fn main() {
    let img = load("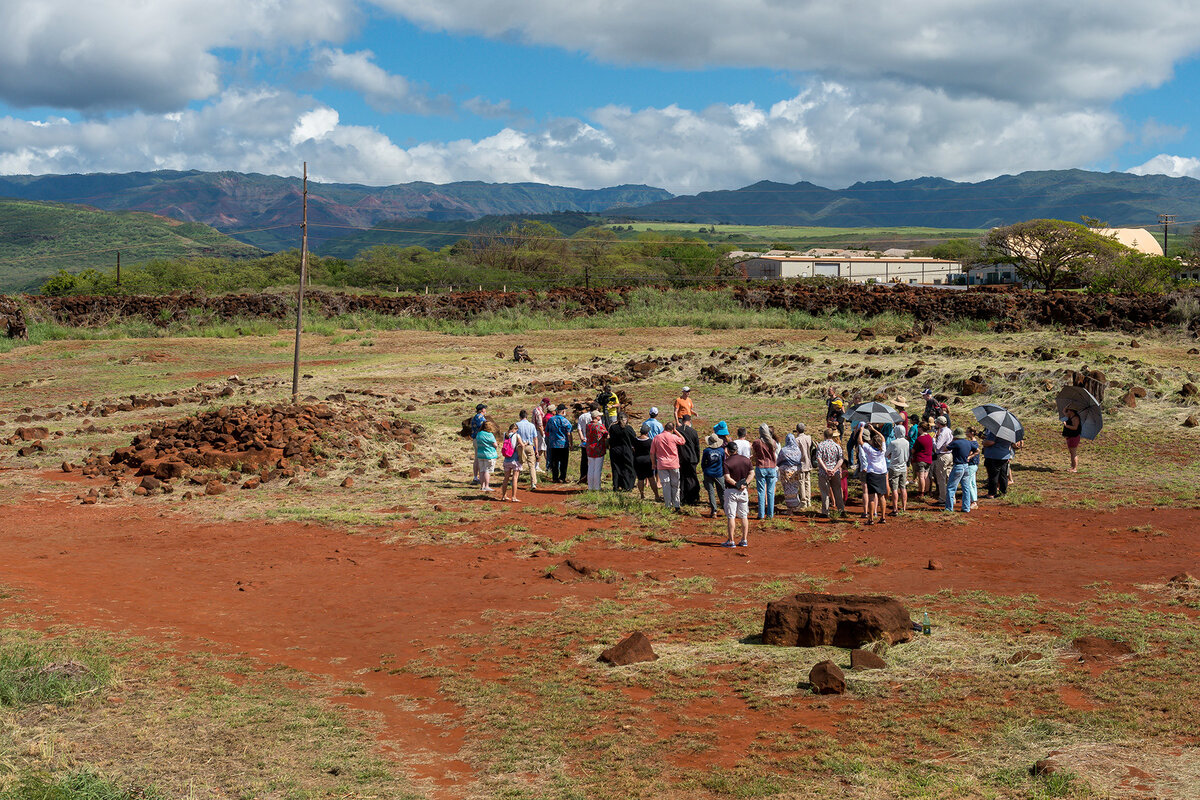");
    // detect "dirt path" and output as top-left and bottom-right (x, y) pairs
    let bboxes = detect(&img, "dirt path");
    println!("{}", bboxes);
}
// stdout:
(1, 487), (1197, 796)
